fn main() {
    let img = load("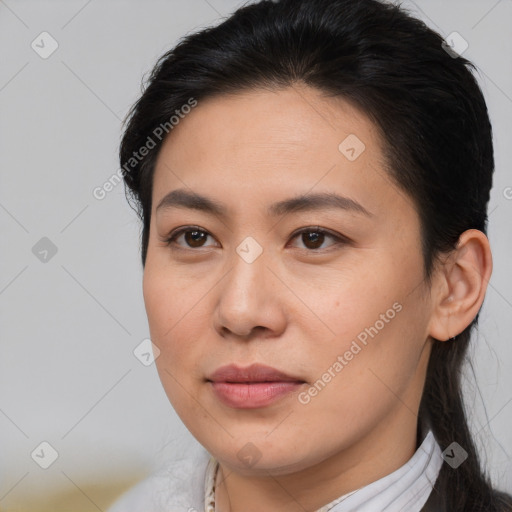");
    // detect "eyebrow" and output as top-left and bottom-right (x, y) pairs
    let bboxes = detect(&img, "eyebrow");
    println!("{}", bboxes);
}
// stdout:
(156, 188), (373, 218)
